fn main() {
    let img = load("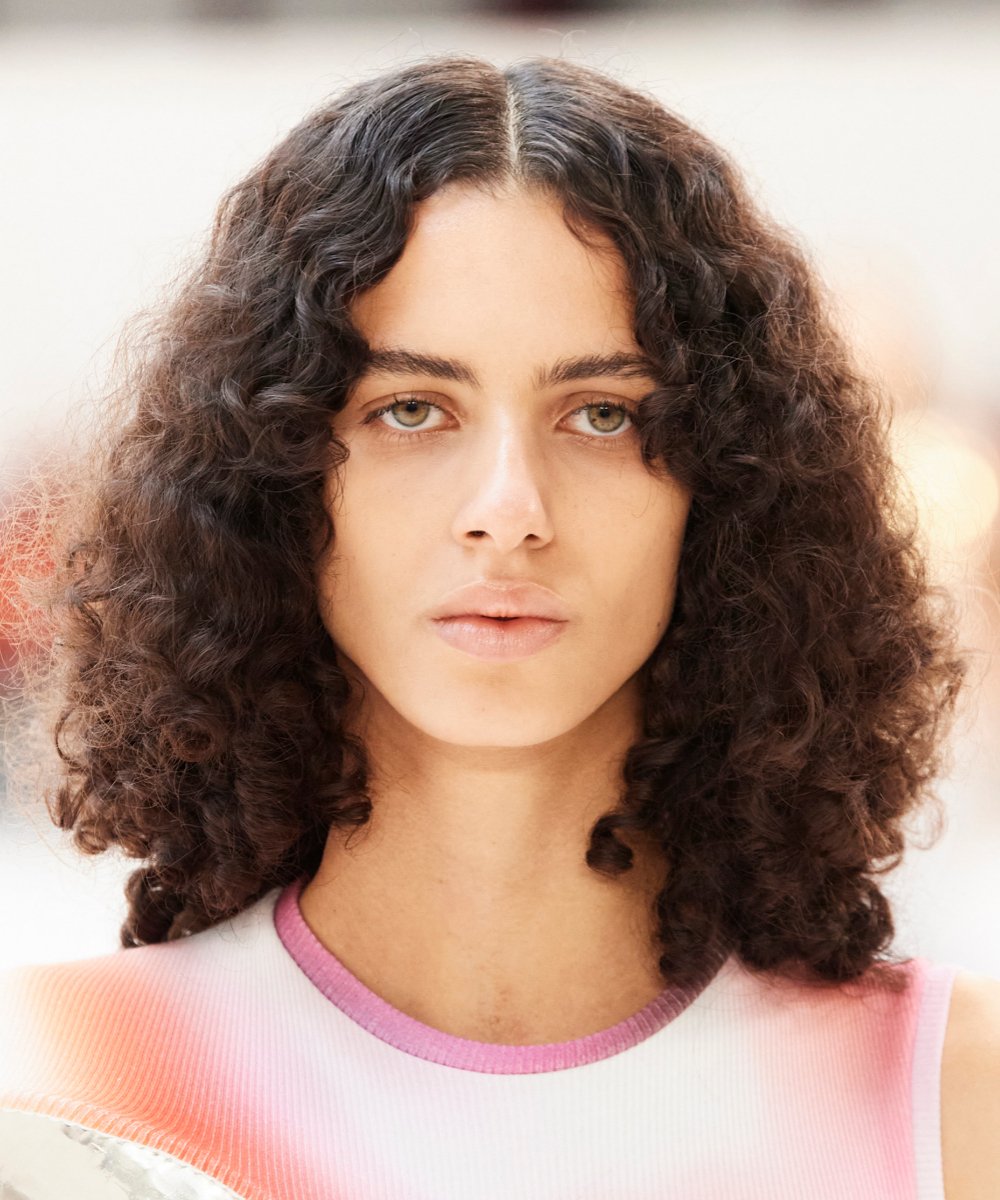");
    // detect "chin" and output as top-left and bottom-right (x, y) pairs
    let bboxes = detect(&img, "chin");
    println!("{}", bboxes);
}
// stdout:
(415, 705), (583, 750)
